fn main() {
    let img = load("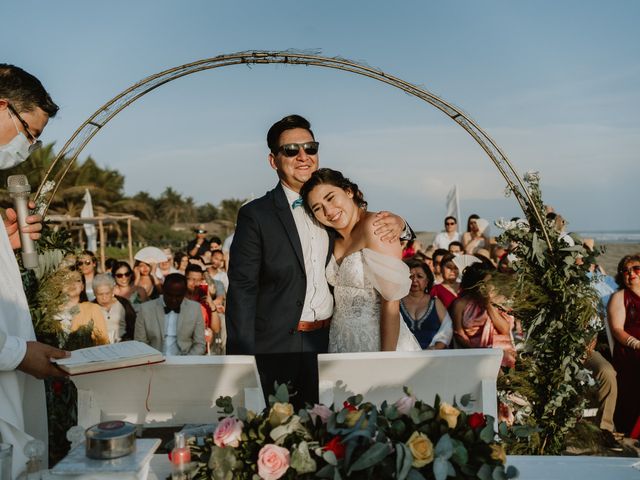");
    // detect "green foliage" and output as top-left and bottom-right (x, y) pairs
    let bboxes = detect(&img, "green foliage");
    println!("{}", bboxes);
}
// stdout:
(189, 387), (517, 479)
(495, 171), (600, 454)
